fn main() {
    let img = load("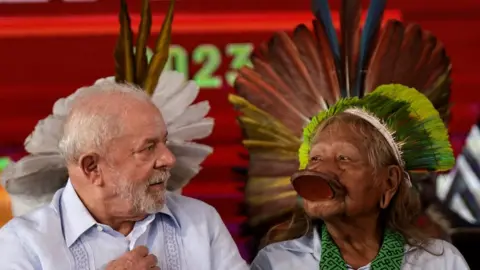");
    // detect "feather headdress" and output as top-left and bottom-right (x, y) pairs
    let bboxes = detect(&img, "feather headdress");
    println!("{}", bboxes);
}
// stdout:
(229, 0), (452, 254)
(299, 84), (454, 174)
(1, 0), (214, 217)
